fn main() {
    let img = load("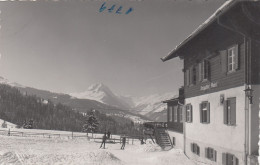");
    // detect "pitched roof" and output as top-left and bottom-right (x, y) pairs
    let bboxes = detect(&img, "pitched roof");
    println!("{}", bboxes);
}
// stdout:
(161, 0), (247, 62)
